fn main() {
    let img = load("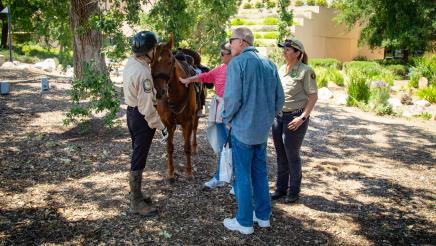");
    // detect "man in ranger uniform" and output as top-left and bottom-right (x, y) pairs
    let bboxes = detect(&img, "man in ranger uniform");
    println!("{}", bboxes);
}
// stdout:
(123, 31), (165, 217)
